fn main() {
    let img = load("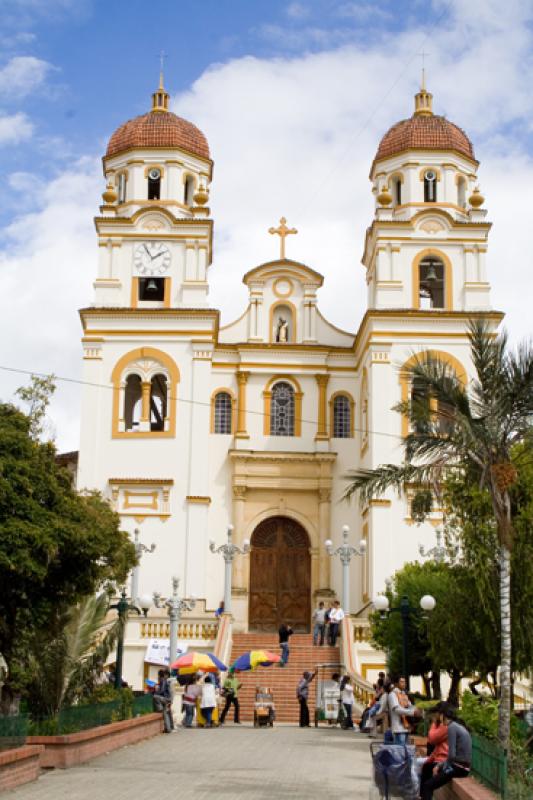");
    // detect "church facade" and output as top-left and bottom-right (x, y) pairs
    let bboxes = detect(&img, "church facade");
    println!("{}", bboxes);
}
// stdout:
(77, 76), (502, 632)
